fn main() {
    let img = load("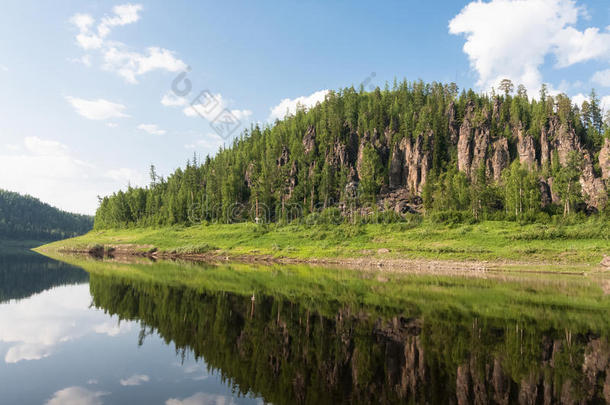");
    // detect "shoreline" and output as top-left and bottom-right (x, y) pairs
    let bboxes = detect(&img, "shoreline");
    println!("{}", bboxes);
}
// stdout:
(34, 221), (610, 276)
(35, 243), (609, 276)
